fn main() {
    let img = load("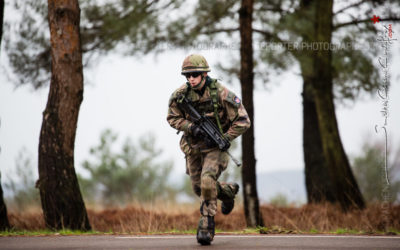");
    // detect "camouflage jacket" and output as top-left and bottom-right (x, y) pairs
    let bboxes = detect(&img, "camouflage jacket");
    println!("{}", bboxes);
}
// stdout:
(167, 76), (251, 155)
